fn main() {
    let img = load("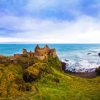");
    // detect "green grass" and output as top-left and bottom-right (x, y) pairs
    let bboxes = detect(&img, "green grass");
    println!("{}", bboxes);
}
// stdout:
(0, 56), (100, 100)
(13, 68), (99, 100)
(1, 67), (100, 100)
(33, 68), (100, 100)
